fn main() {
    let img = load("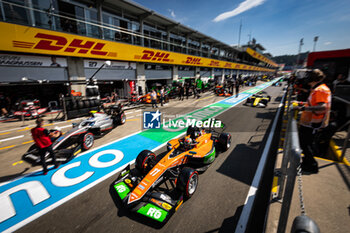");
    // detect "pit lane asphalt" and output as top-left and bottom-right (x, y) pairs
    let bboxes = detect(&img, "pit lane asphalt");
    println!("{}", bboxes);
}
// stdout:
(0, 92), (215, 179)
(16, 85), (285, 233)
(0, 82), (269, 180)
